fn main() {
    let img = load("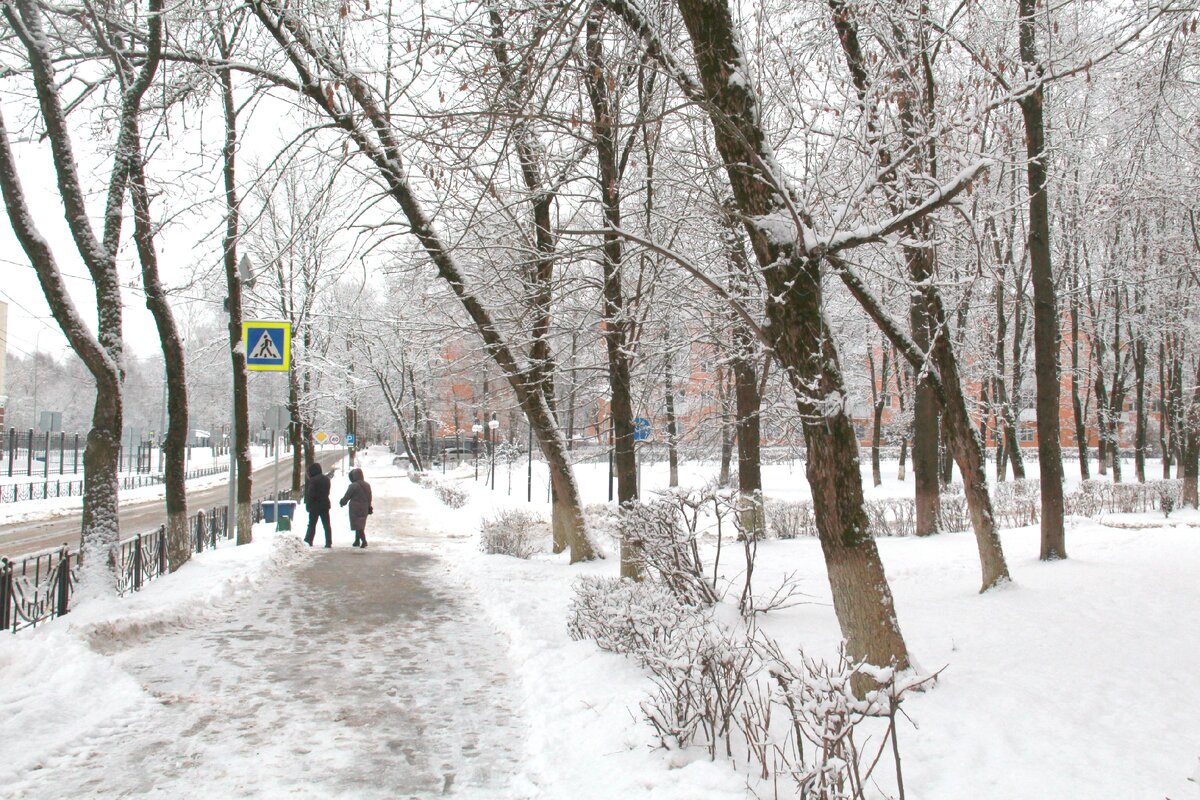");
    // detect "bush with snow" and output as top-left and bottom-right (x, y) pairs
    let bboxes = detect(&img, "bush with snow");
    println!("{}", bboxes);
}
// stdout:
(566, 575), (704, 659)
(479, 508), (545, 559)
(431, 479), (470, 509)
